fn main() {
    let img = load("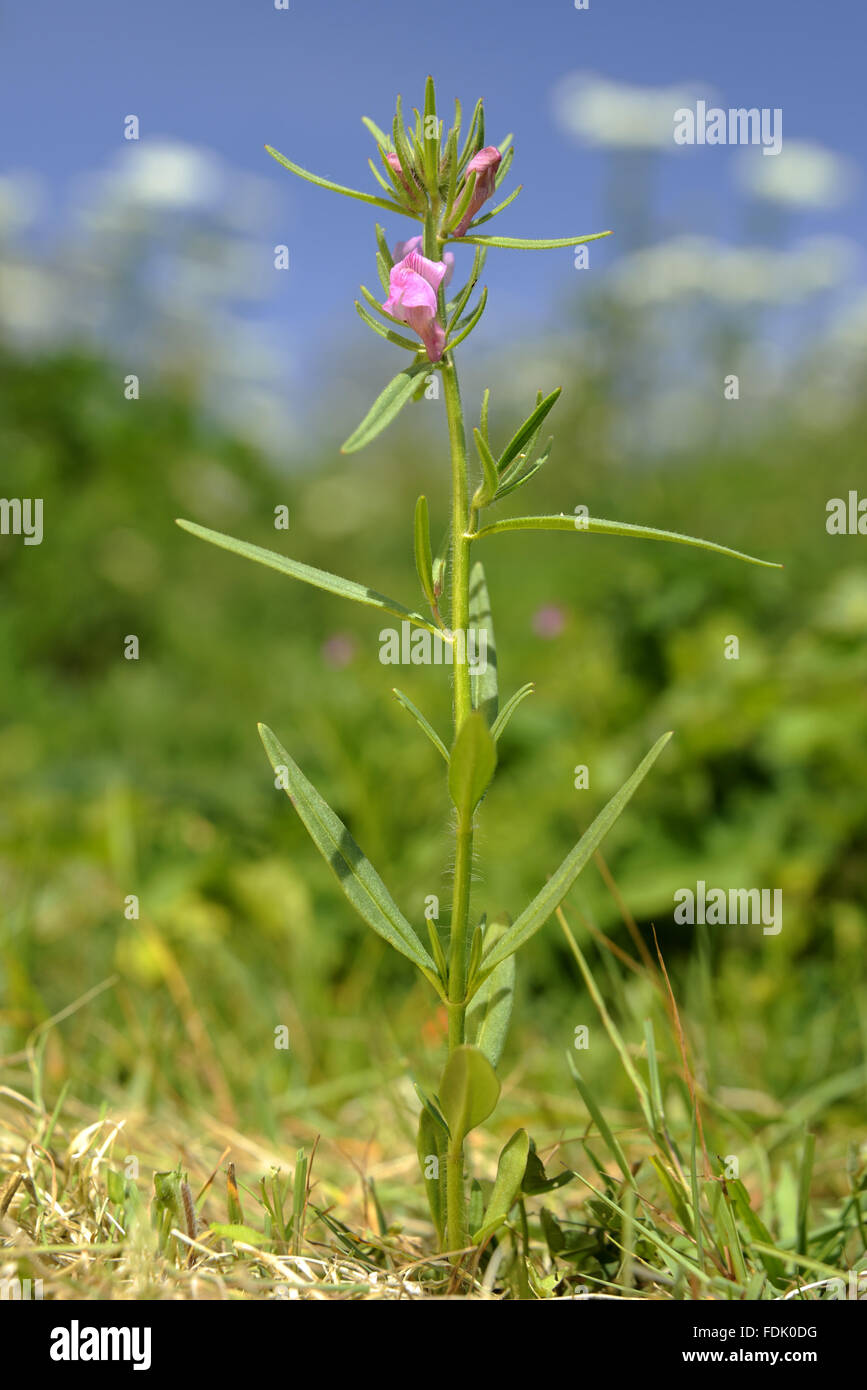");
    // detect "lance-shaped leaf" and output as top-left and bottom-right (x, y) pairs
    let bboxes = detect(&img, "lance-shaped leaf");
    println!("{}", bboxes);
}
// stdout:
(481, 732), (673, 973)
(439, 1045), (500, 1145)
(414, 495), (437, 611)
(466, 183), (523, 230)
(448, 230), (612, 249)
(361, 116), (392, 152)
(490, 683), (535, 742)
(494, 438), (553, 502)
(423, 75), (439, 185)
(265, 144), (410, 218)
(391, 687), (449, 763)
(468, 561), (498, 726)
(258, 724), (437, 981)
(176, 520), (440, 635)
(342, 361), (431, 453)
(418, 1109), (448, 1245)
(354, 300), (418, 352)
(443, 287), (488, 353)
(497, 389), (561, 475)
(473, 513), (783, 568)
(448, 711), (497, 824)
(472, 1129), (530, 1246)
(466, 917), (515, 1067)
(471, 428), (500, 510)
